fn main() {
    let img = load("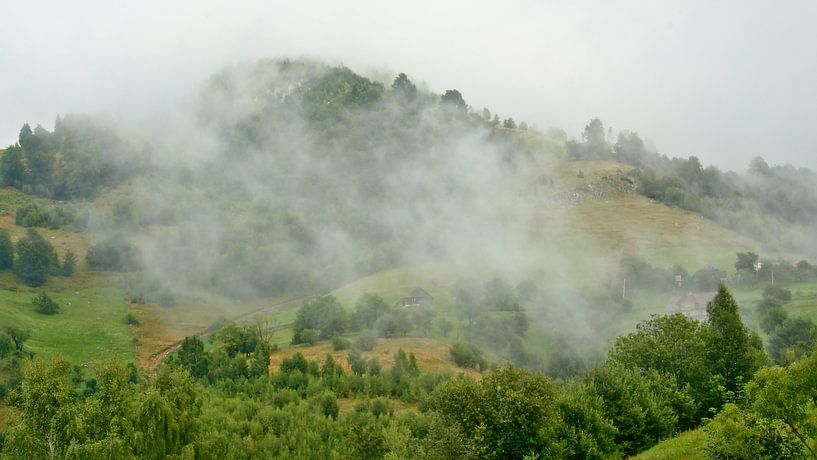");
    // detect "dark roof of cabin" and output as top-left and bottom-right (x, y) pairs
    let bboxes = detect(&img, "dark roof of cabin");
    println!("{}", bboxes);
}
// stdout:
(407, 287), (433, 299)
(666, 292), (716, 313)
